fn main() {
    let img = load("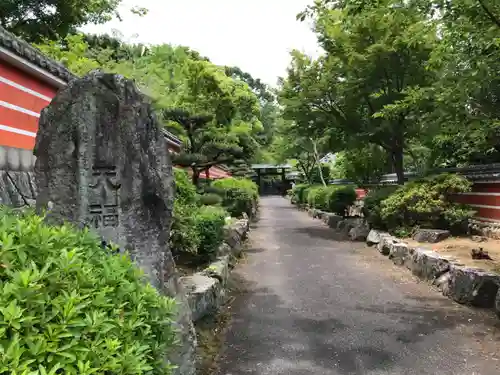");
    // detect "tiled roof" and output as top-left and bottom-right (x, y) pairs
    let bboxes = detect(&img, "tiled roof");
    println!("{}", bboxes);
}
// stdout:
(0, 25), (76, 82)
